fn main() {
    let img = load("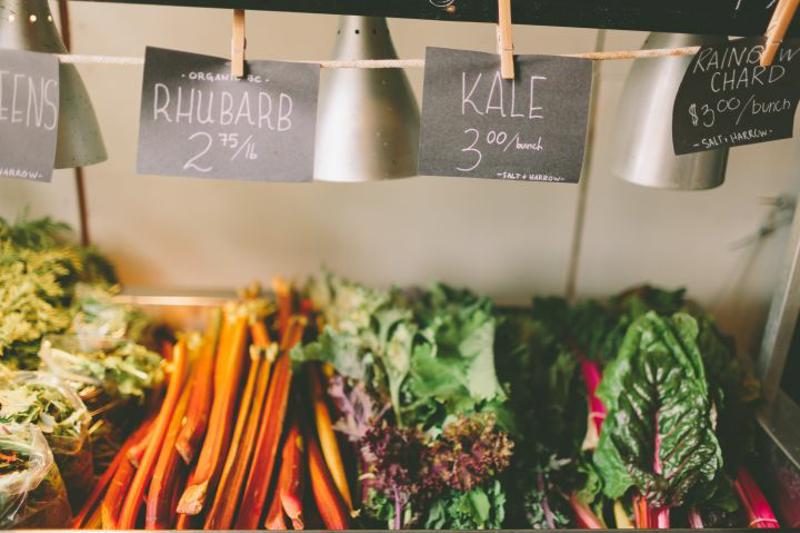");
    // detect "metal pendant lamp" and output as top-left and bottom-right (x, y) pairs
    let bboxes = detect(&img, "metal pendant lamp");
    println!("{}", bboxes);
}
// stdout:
(314, 16), (420, 182)
(0, 0), (106, 168)
(612, 33), (728, 190)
